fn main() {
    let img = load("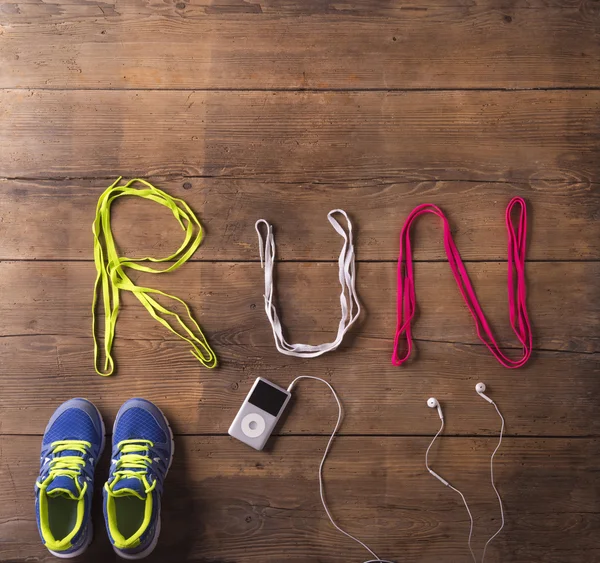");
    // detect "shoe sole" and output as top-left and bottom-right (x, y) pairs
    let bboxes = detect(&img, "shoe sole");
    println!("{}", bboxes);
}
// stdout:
(46, 400), (106, 559)
(112, 404), (174, 560)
